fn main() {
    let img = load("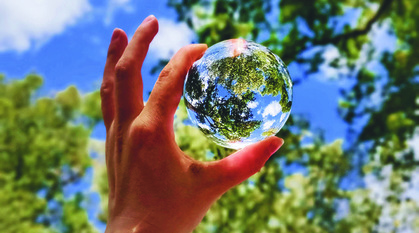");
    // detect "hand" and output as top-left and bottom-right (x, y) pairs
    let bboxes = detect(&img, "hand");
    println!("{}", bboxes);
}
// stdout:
(101, 15), (284, 233)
